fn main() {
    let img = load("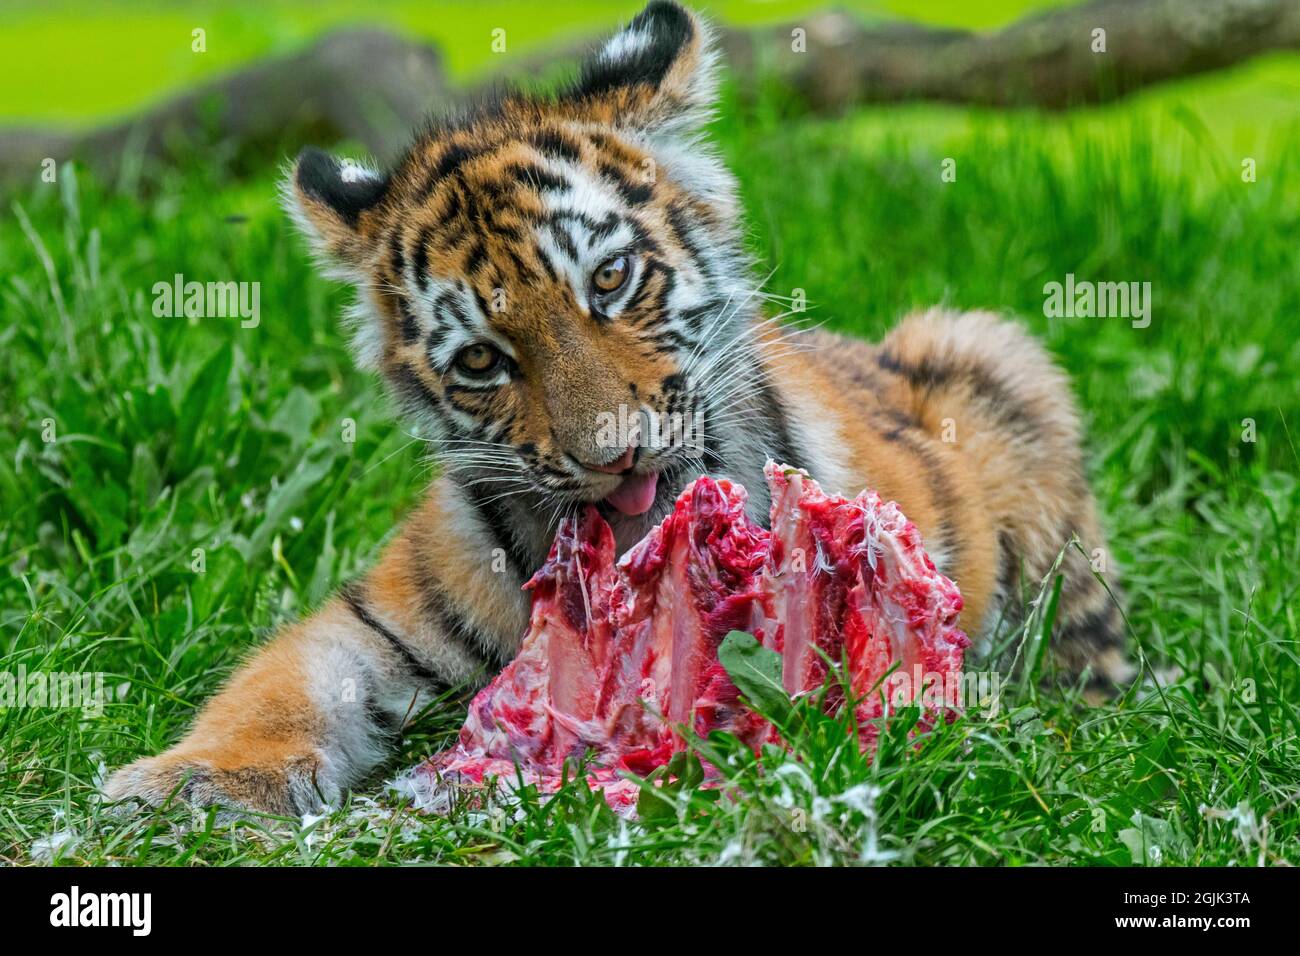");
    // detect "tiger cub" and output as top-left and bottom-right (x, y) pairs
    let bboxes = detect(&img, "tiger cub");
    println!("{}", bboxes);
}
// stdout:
(106, 1), (1130, 813)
